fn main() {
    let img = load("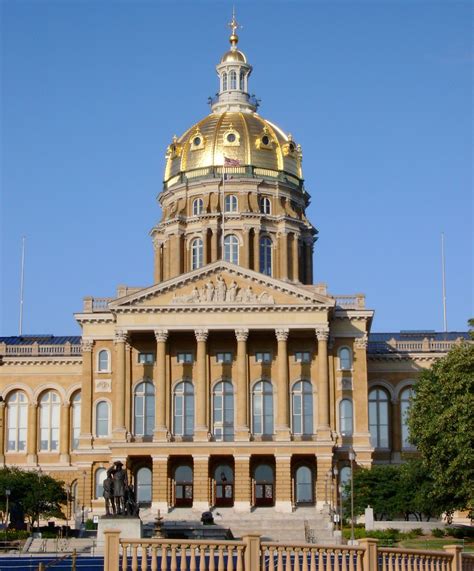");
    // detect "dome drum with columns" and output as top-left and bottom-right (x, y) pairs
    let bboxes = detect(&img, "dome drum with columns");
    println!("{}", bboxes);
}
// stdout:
(154, 15), (317, 285)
